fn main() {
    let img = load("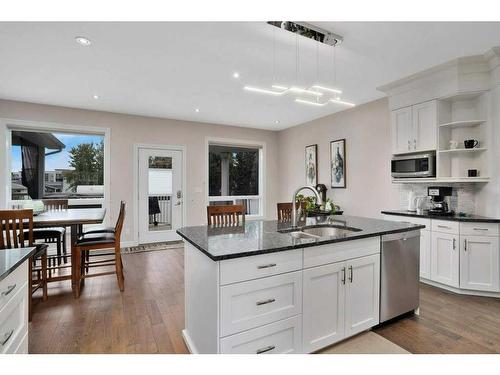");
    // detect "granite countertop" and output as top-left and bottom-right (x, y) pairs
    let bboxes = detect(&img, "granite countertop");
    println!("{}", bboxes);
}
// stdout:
(0, 247), (36, 282)
(177, 215), (424, 261)
(381, 210), (500, 223)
